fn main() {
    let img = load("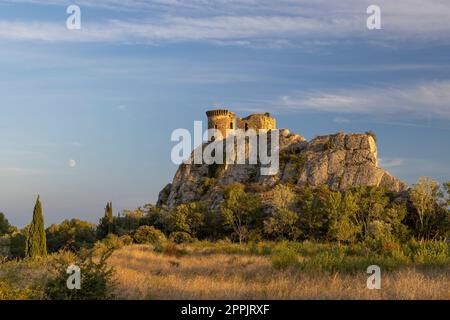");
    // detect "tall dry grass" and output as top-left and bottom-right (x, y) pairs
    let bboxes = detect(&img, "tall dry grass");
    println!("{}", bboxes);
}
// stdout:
(108, 245), (450, 300)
